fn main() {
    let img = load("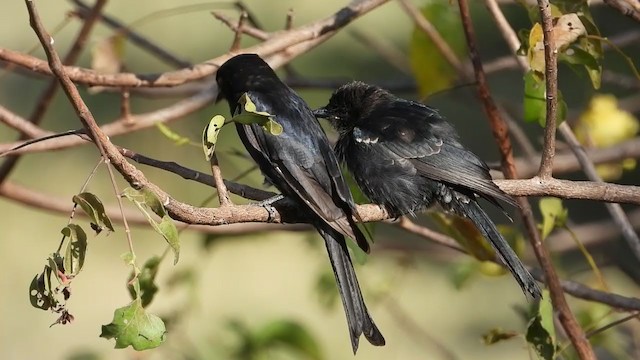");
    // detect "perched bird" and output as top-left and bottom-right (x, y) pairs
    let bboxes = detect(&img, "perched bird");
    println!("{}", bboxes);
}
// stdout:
(314, 81), (542, 300)
(216, 55), (385, 352)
